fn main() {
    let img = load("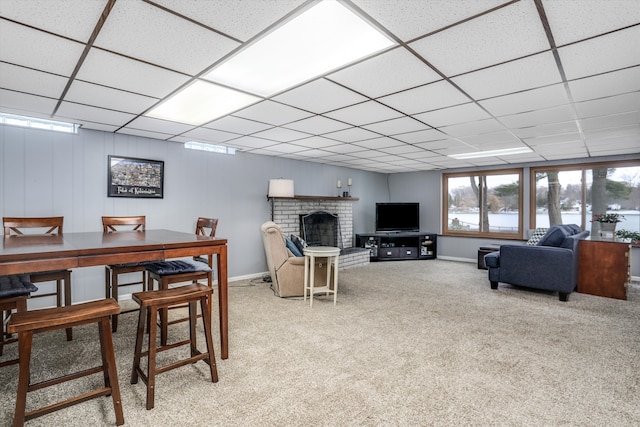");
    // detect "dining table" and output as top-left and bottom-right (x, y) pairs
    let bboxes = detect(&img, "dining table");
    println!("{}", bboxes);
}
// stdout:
(0, 229), (229, 359)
